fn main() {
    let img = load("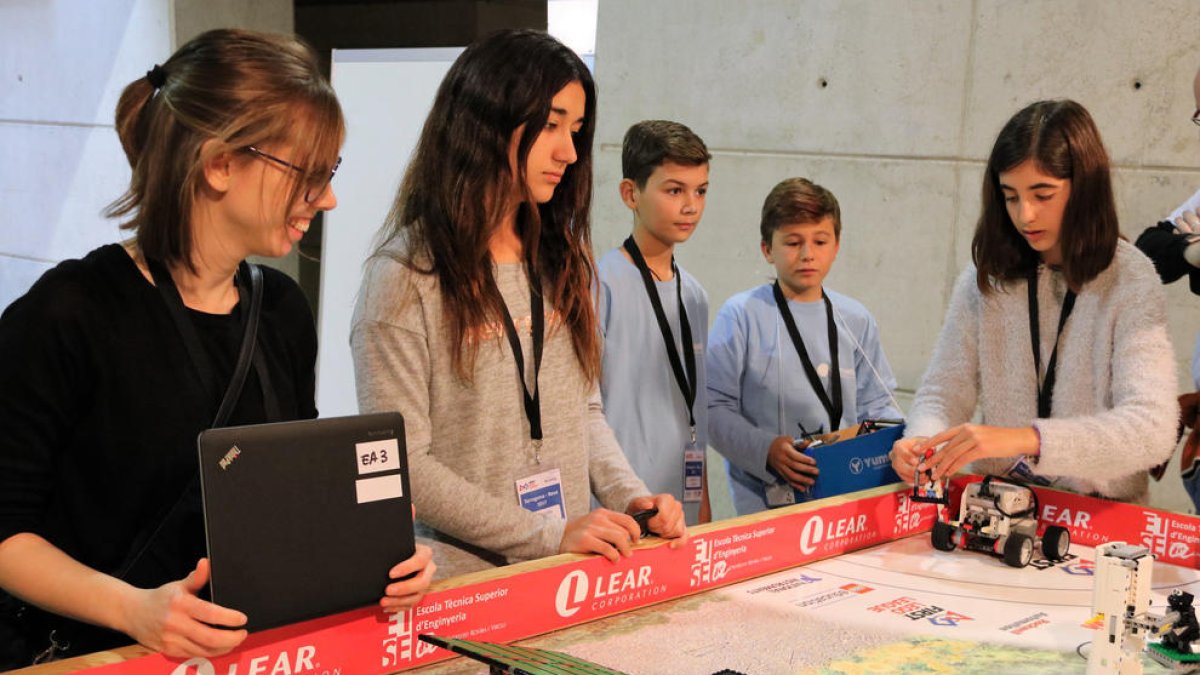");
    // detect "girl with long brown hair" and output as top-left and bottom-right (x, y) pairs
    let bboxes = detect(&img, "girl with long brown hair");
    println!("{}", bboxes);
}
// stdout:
(889, 100), (1177, 502)
(352, 29), (686, 578)
(0, 29), (432, 667)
